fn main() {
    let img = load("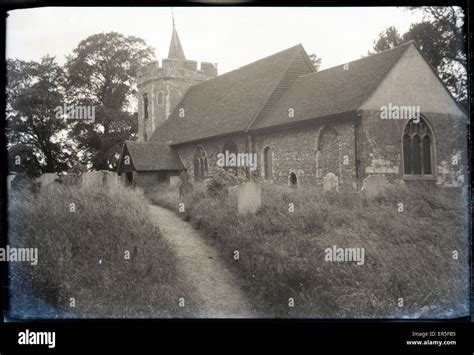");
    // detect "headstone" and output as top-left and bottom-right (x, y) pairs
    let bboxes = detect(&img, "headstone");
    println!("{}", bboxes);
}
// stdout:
(362, 175), (389, 198)
(82, 171), (99, 188)
(7, 174), (16, 199)
(102, 171), (119, 188)
(178, 171), (193, 199)
(35, 173), (59, 188)
(59, 173), (80, 186)
(227, 185), (239, 208)
(237, 181), (261, 214)
(170, 175), (180, 188)
(82, 171), (119, 189)
(323, 173), (339, 191)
